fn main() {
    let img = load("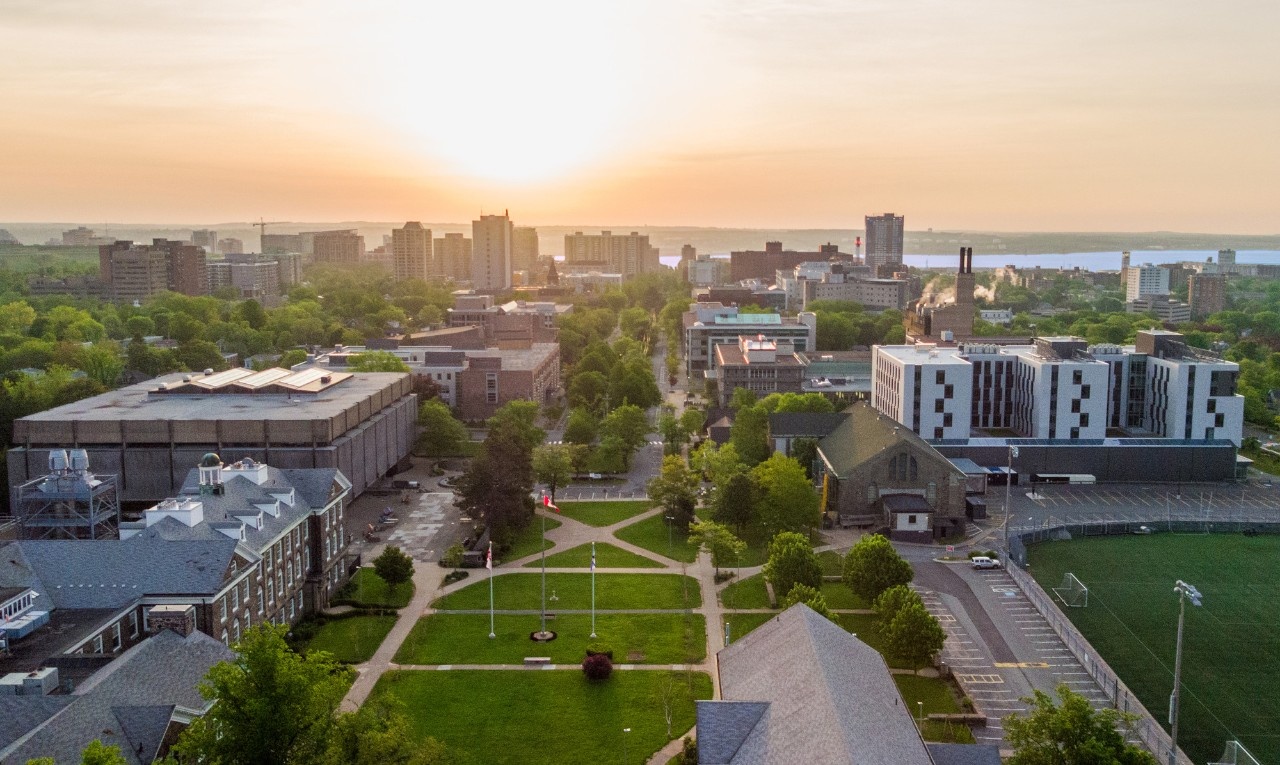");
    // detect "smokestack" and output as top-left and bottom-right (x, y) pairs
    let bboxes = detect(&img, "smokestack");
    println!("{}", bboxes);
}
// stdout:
(967, 247), (973, 274)
(959, 247), (966, 274)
